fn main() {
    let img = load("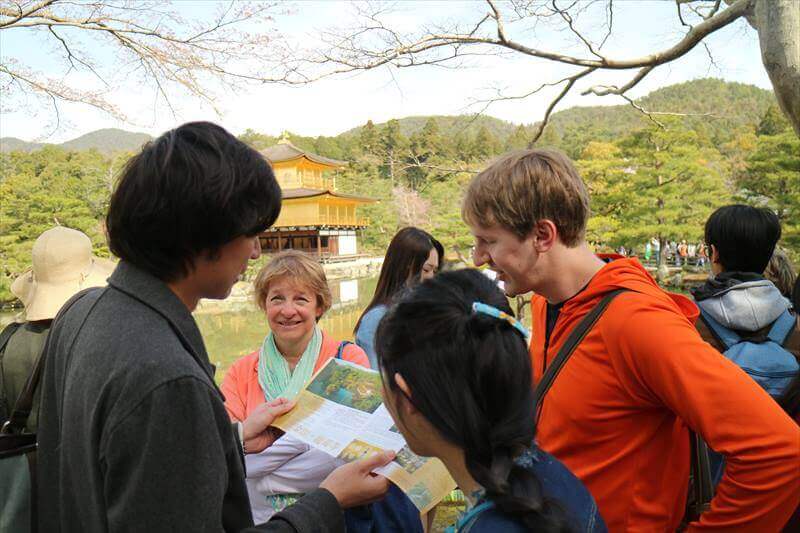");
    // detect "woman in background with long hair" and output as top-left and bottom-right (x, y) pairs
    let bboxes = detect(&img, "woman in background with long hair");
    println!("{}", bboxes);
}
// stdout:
(355, 227), (444, 368)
